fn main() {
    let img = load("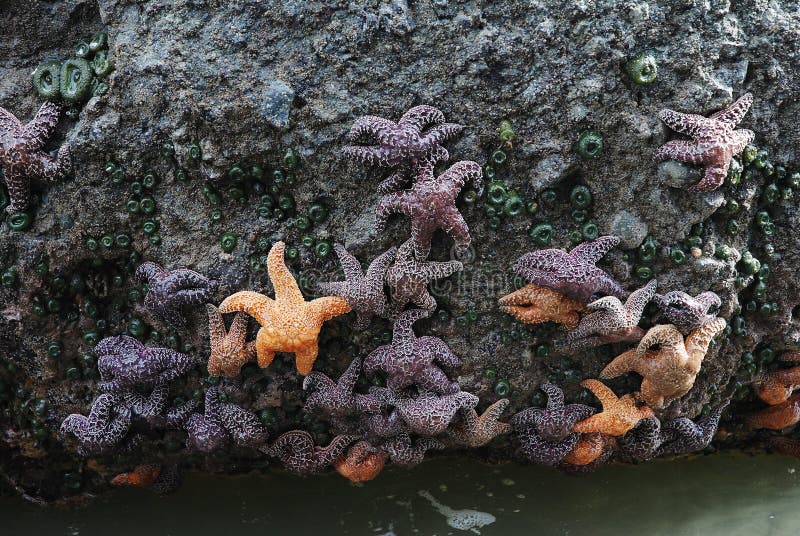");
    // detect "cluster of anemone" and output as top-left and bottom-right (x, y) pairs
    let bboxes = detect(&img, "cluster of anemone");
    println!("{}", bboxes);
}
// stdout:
(501, 234), (729, 470)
